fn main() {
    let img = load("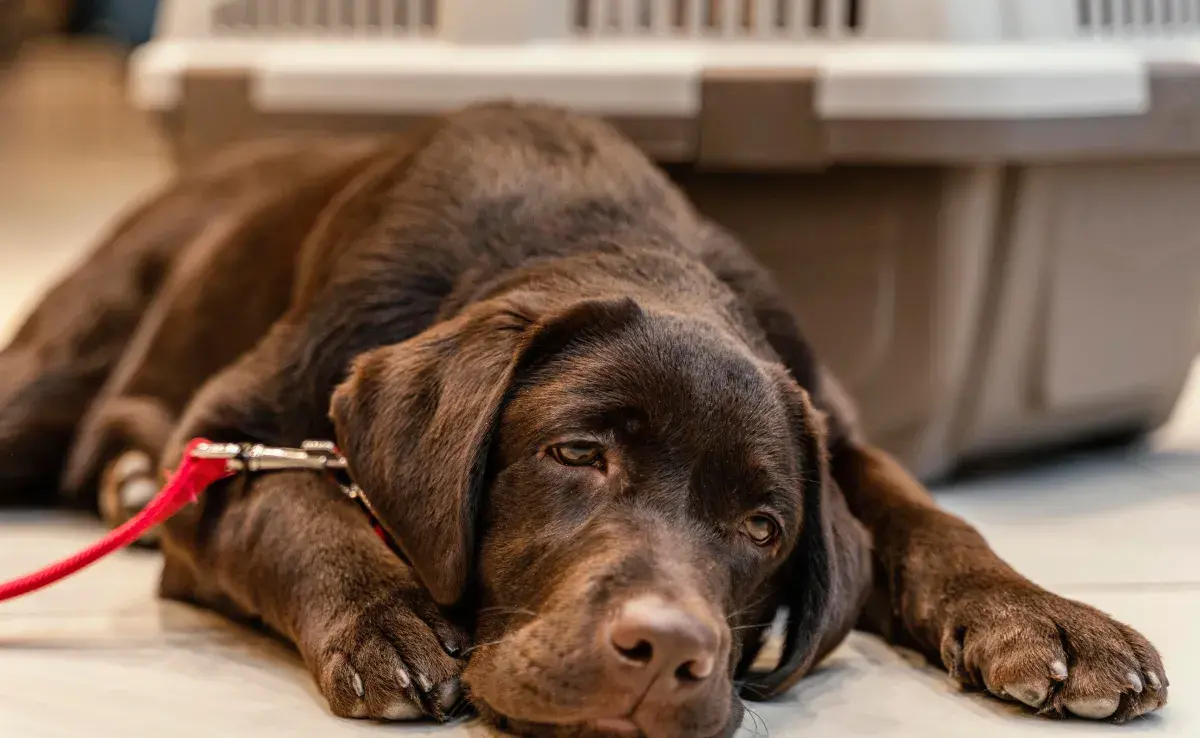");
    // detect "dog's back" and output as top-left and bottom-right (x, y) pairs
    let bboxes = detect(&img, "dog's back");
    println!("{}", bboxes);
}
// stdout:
(1, 104), (724, 512)
(289, 105), (703, 314)
(0, 134), (385, 506)
(204, 105), (750, 445)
